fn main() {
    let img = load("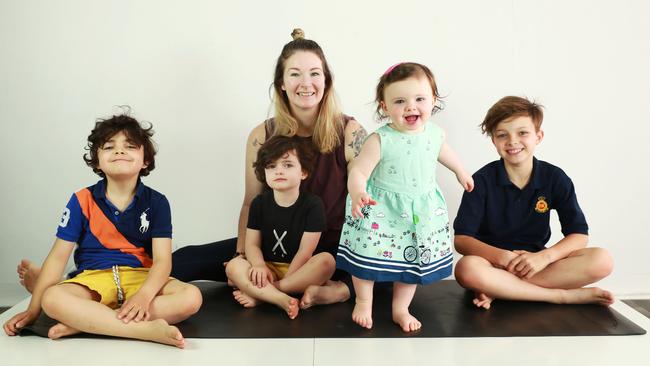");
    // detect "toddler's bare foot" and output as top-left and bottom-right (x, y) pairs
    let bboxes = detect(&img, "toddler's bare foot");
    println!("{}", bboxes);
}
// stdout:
(233, 290), (259, 308)
(352, 299), (373, 329)
(17, 259), (40, 294)
(146, 319), (185, 348)
(300, 281), (350, 309)
(560, 287), (615, 306)
(48, 322), (81, 339)
(392, 309), (421, 332)
(473, 292), (493, 309)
